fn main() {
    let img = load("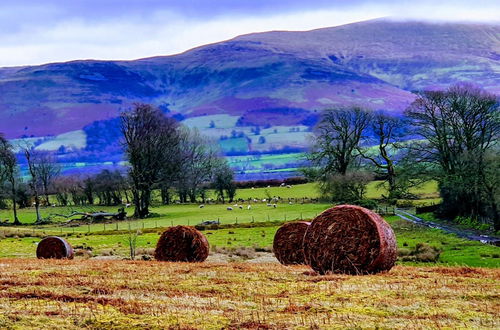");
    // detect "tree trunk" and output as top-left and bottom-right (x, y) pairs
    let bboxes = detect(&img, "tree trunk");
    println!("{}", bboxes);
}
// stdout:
(34, 190), (42, 223)
(10, 181), (20, 225)
(43, 182), (50, 206)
